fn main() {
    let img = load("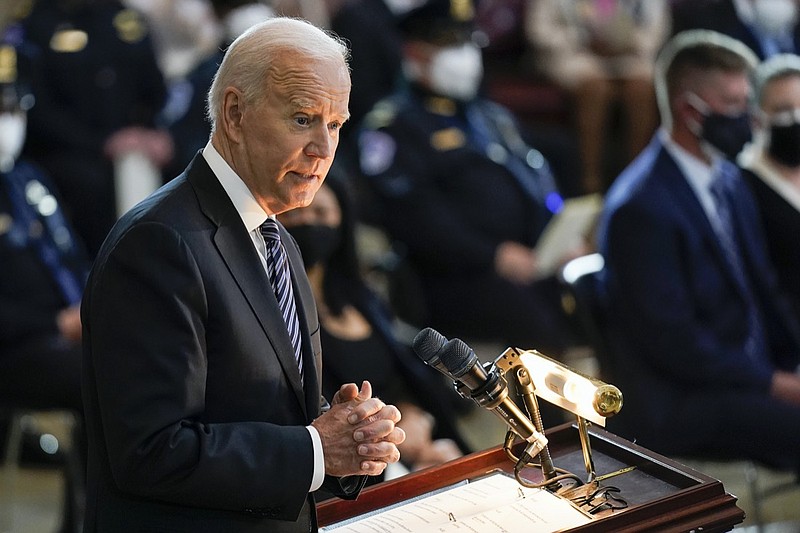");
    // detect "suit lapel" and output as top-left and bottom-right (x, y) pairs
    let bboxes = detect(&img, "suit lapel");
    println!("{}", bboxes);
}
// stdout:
(657, 146), (750, 297)
(186, 155), (308, 417)
(727, 180), (781, 306)
(281, 225), (322, 418)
